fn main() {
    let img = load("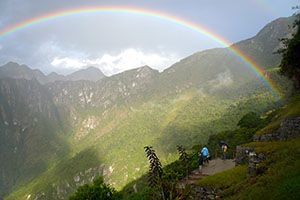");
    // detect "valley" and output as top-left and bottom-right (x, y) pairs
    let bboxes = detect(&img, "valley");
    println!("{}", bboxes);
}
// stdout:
(0, 16), (294, 200)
